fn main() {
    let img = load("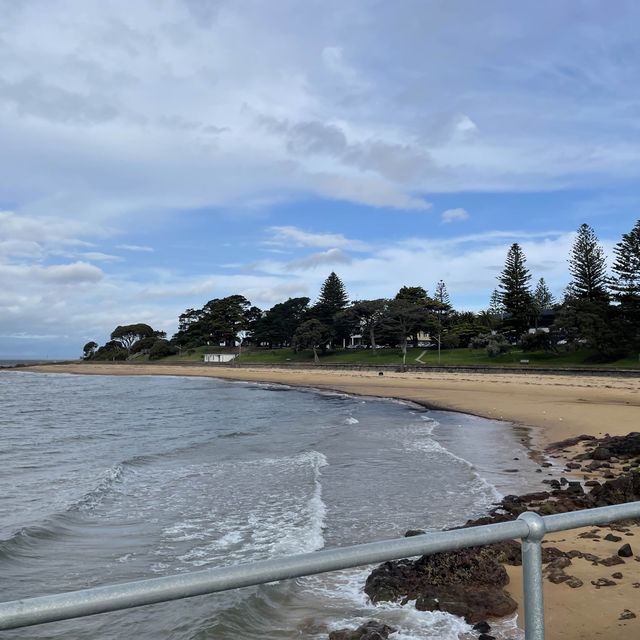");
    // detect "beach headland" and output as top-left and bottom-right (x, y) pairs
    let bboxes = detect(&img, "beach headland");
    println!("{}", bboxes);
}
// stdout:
(14, 362), (640, 639)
